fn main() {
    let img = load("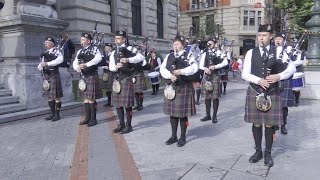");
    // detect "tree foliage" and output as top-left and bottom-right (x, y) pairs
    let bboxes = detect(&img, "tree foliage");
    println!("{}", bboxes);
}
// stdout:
(274, 0), (313, 30)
